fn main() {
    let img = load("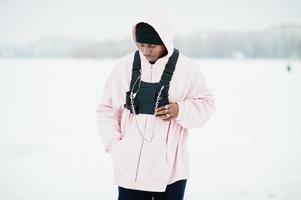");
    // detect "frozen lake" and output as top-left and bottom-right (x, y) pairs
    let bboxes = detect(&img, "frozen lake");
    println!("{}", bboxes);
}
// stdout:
(0, 58), (301, 200)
